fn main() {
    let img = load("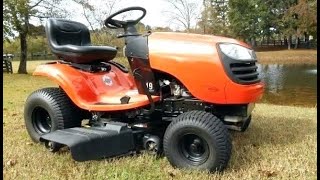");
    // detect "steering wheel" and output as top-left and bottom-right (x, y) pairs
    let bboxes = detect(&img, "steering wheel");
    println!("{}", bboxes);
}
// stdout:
(104, 7), (146, 29)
